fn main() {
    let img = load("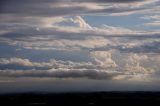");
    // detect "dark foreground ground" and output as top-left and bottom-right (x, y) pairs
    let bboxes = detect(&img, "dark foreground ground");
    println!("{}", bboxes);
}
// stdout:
(1, 92), (160, 106)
